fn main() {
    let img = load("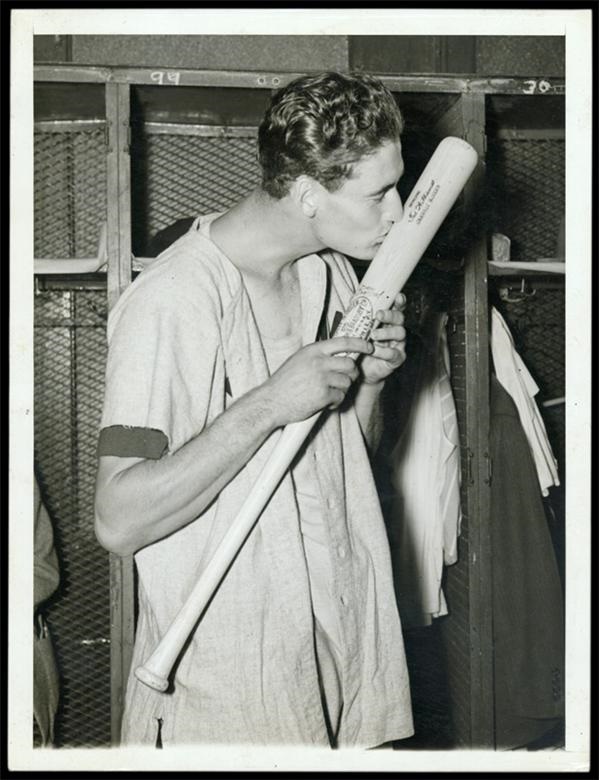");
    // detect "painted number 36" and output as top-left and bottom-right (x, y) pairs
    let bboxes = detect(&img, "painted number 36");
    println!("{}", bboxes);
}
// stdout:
(523, 79), (552, 94)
